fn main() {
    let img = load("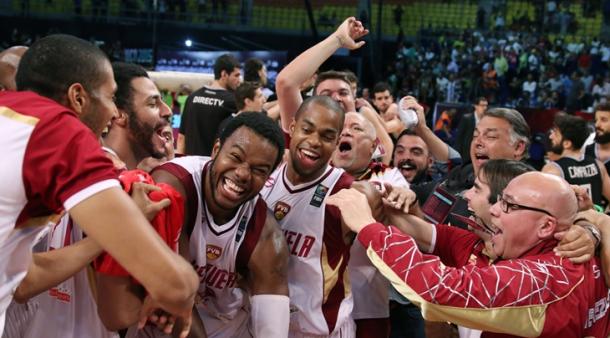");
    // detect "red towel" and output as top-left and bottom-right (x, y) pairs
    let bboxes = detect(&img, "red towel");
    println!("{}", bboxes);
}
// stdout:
(95, 169), (184, 277)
